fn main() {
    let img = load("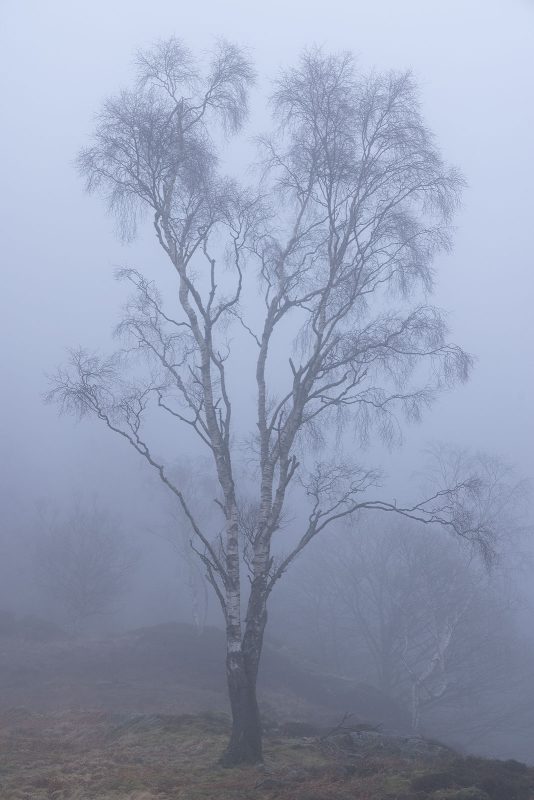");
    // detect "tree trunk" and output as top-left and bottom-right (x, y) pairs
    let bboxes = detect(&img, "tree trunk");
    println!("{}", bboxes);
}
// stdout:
(411, 681), (421, 732)
(221, 649), (263, 765)
(221, 581), (268, 766)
